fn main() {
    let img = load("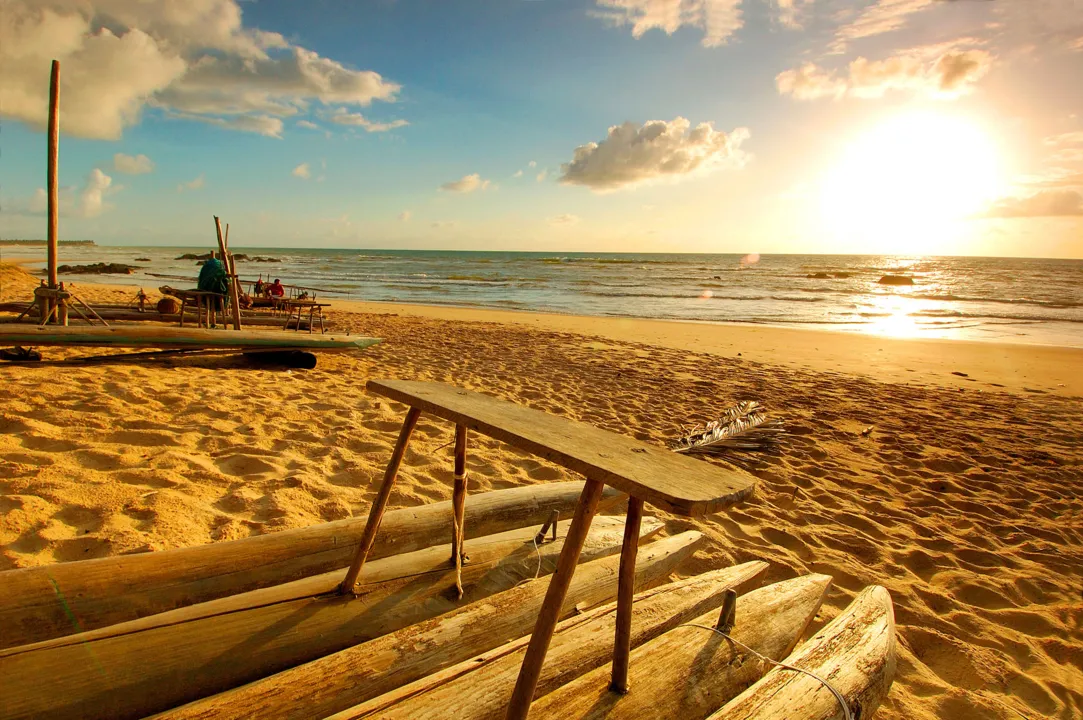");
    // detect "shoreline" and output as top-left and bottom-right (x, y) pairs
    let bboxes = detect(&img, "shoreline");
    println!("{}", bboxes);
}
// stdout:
(327, 298), (1083, 397)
